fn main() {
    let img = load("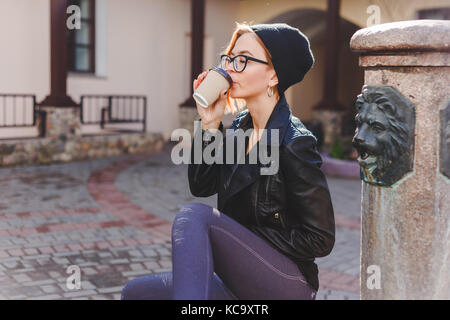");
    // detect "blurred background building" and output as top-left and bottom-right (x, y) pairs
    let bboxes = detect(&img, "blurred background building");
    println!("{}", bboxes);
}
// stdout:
(0, 0), (448, 163)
